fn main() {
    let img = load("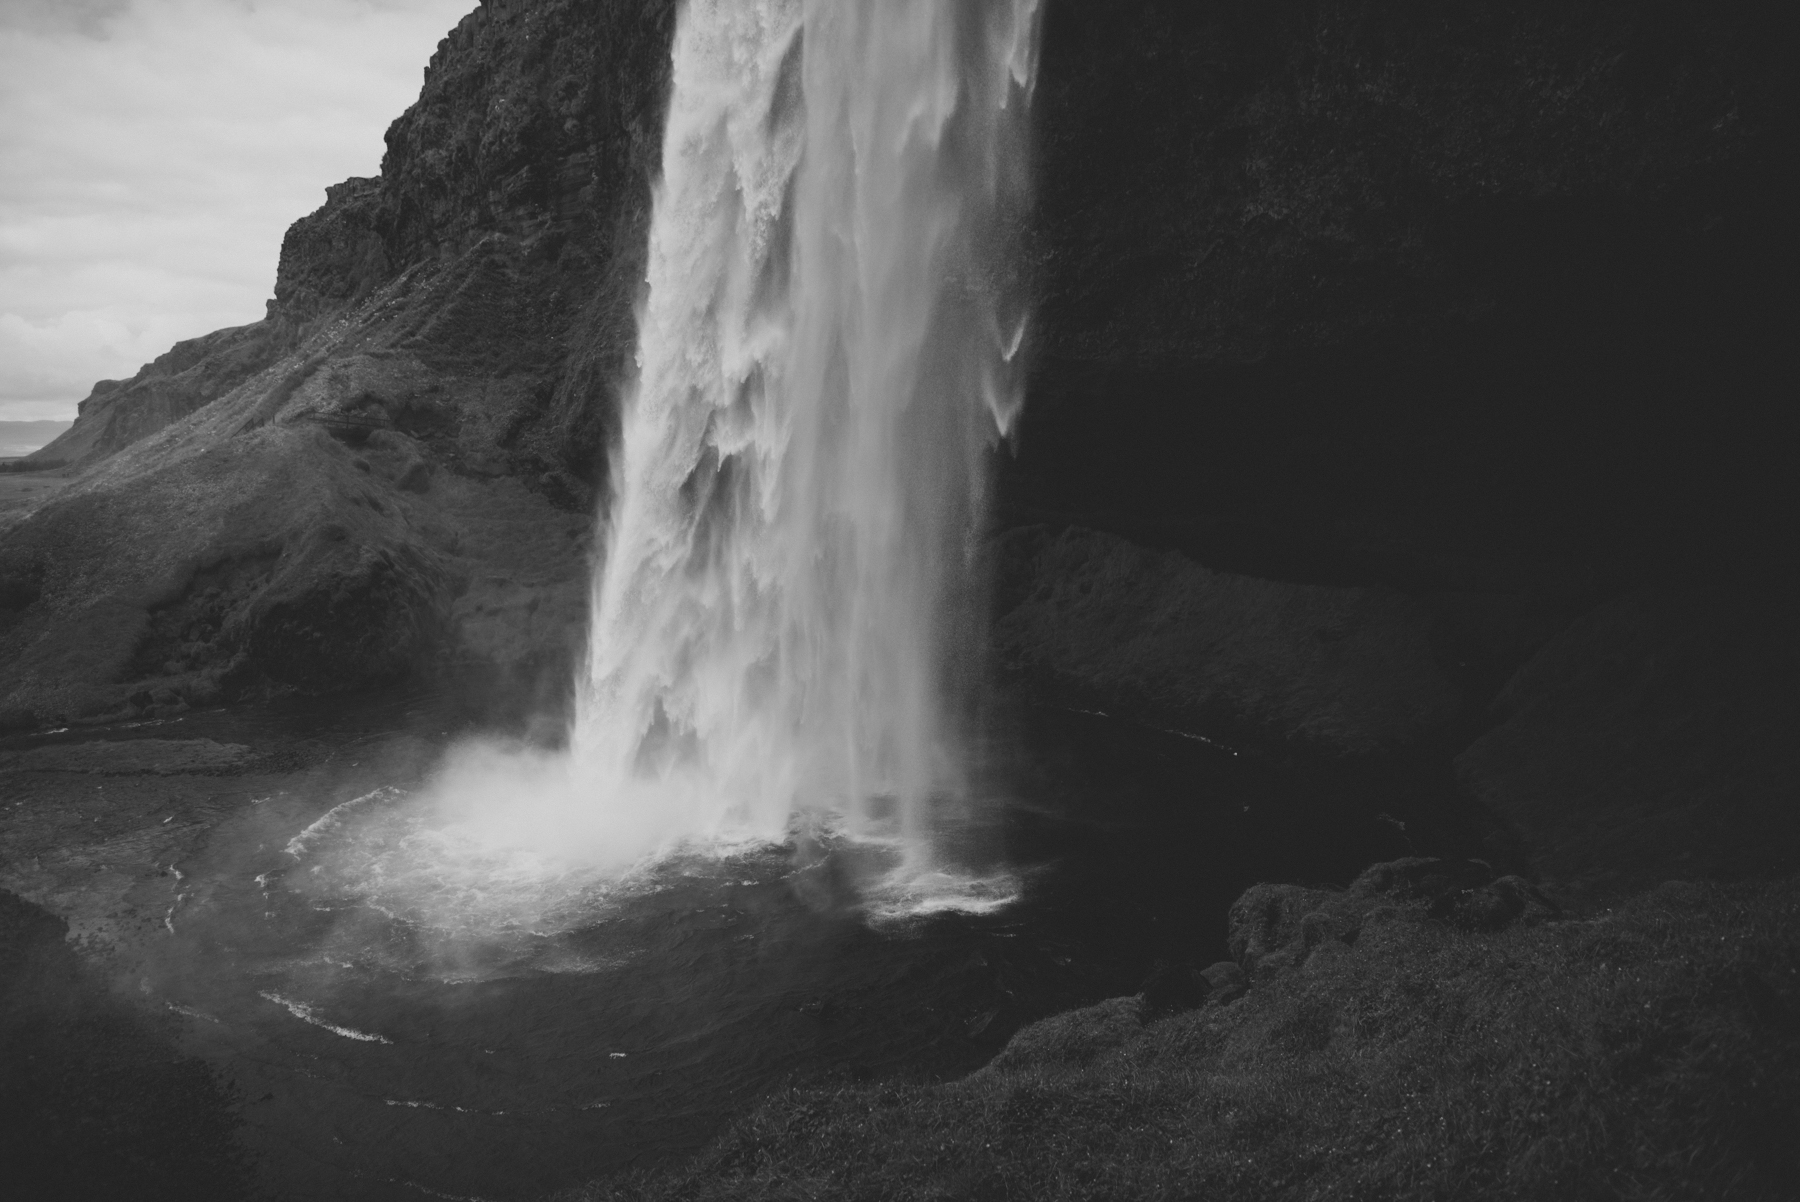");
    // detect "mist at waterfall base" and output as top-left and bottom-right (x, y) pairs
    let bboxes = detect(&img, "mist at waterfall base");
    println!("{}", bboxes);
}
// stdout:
(87, 688), (1412, 1201)
(52, 4), (1416, 1198)
(293, 0), (1043, 941)
(137, 3), (1059, 1193)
